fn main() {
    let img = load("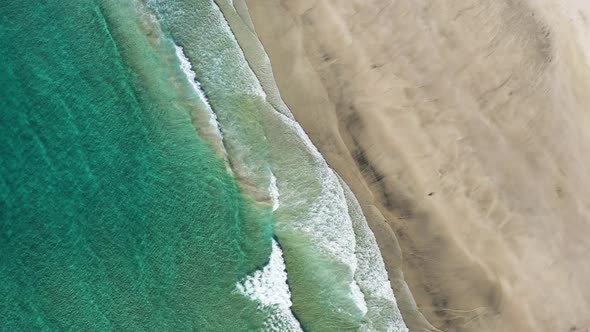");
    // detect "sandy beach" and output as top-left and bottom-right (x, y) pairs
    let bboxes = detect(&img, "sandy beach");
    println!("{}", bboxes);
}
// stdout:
(243, 0), (590, 331)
